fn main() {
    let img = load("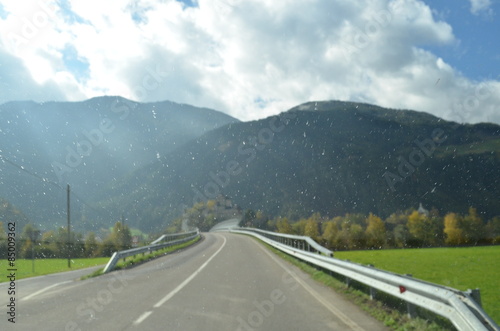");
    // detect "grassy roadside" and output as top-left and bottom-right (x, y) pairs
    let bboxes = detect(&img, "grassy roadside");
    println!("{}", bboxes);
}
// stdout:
(257, 240), (453, 331)
(335, 246), (500, 324)
(82, 235), (202, 279)
(0, 258), (110, 282)
(335, 246), (500, 323)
